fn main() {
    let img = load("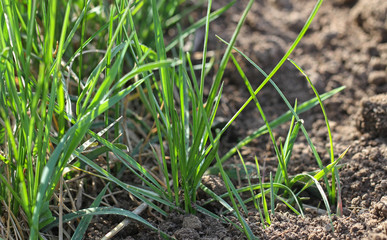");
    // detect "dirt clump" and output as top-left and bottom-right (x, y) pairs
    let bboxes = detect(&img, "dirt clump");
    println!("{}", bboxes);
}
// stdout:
(356, 94), (387, 138)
